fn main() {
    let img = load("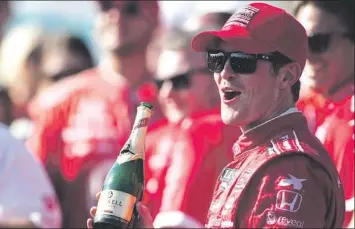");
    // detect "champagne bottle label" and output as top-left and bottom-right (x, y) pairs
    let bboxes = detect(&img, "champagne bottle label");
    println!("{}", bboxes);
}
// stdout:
(96, 189), (137, 222)
(116, 114), (149, 165)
